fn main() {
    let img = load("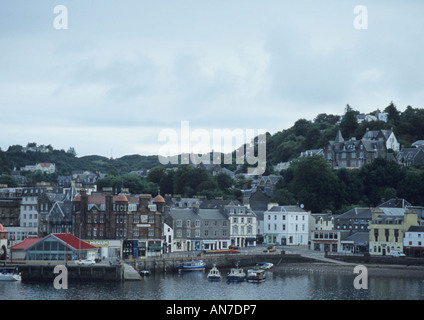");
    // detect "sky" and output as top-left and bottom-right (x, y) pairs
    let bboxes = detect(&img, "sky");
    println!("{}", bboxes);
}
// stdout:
(1, 1), (424, 159)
